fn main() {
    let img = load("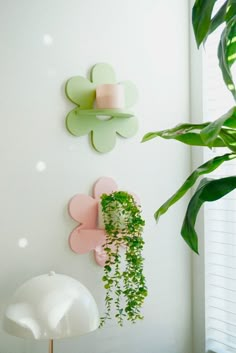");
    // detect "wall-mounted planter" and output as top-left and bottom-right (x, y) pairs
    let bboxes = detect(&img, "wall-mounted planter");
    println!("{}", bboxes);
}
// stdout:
(65, 63), (138, 153)
(68, 177), (138, 266)
(68, 177), (147, 327)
